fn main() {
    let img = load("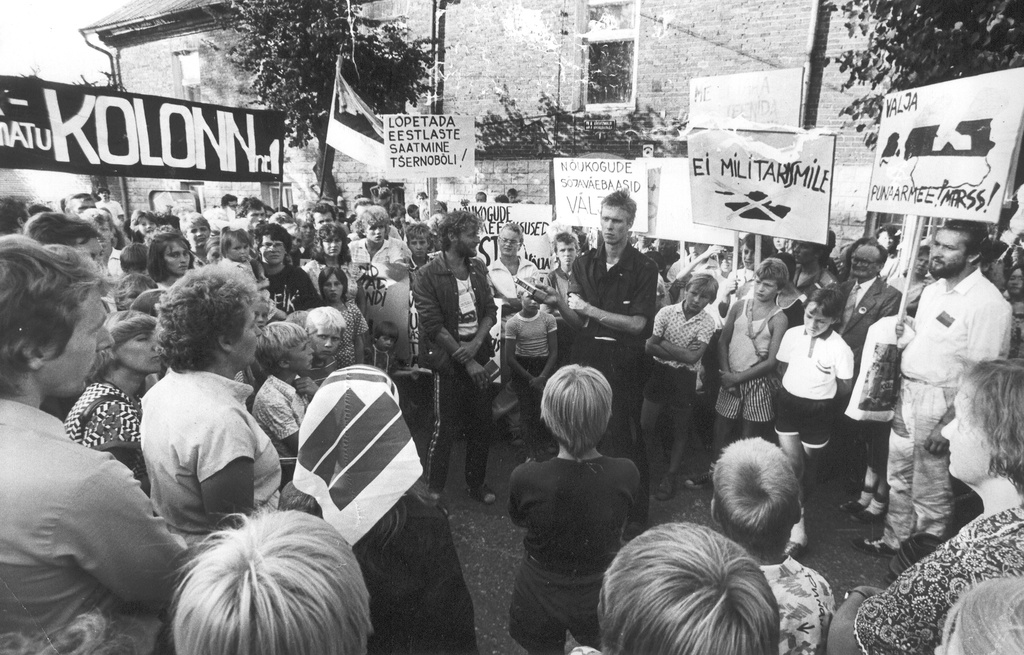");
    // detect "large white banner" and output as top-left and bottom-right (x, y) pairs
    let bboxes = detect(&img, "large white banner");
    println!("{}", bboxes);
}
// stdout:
(383, 114), (475, 178)
(867, 69), (1024, 223)
(689, 68), (804, 127)
(689, 129), (835, 245)
(553, 158), (649, 232)
(646, 158), (735, 245)
(466, 203), (554, 272)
